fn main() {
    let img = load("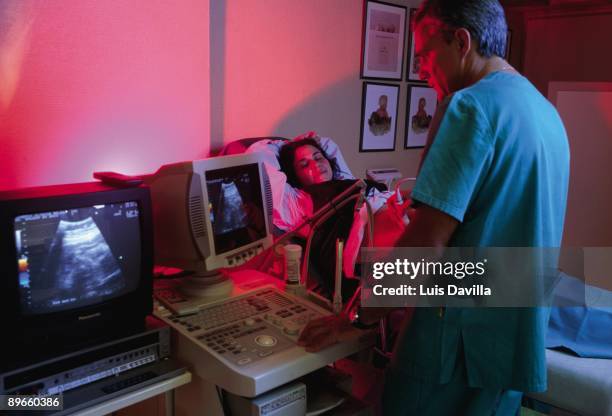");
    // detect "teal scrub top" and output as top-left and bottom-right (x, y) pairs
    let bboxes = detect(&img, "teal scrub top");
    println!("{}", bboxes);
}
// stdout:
(397, 71), (570, 392)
